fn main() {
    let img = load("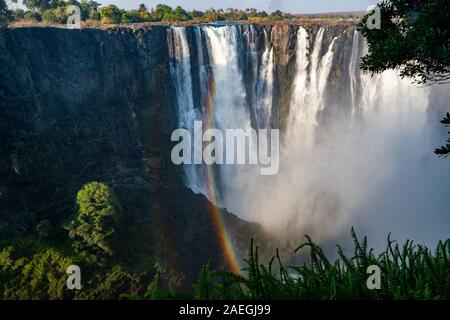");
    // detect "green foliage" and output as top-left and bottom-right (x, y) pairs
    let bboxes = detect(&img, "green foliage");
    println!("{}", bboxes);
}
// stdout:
(98, 4), (122, 24)
(11, 8), (25, 21)
(35, 219), (53, 239)
(121, 10), (144, 24)
(0, 0), (10, 27)
(11, 2), (287, 24)
(270, 10), (284, 21)
(202, 9), (224, 22)
(88, 8), (99, 20)
(190, 229), (450, 300)
(435, 113), (450, 157)
(0, 236), (154, 299)
(172, 5), (191, 21)
(358, 0), (450, 85)
(152, 3), (173, 21)
(190, 9), (204, 19)
(66, 182), (123, 259)
(0, 238), (77, 299)
(41, 9), (58, 23)
(79, 0), (100, 21)
(23, 10), (41, 21)
(22, 0), (46, 12)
